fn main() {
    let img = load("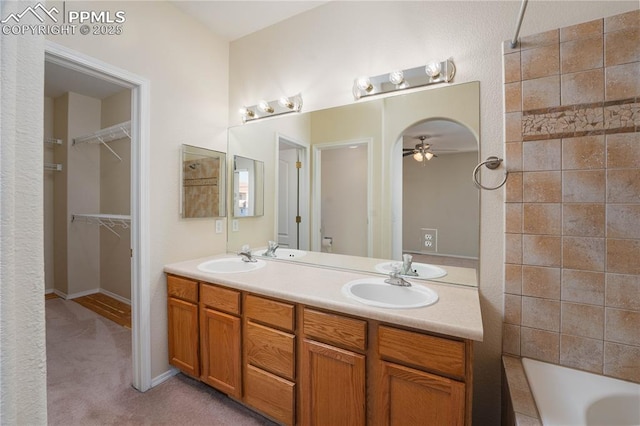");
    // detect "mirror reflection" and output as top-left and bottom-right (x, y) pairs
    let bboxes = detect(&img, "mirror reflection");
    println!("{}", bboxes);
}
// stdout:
(181, 144), (226, 218)
(233, 155), (264, 217)
(227, 82), (480, 286)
